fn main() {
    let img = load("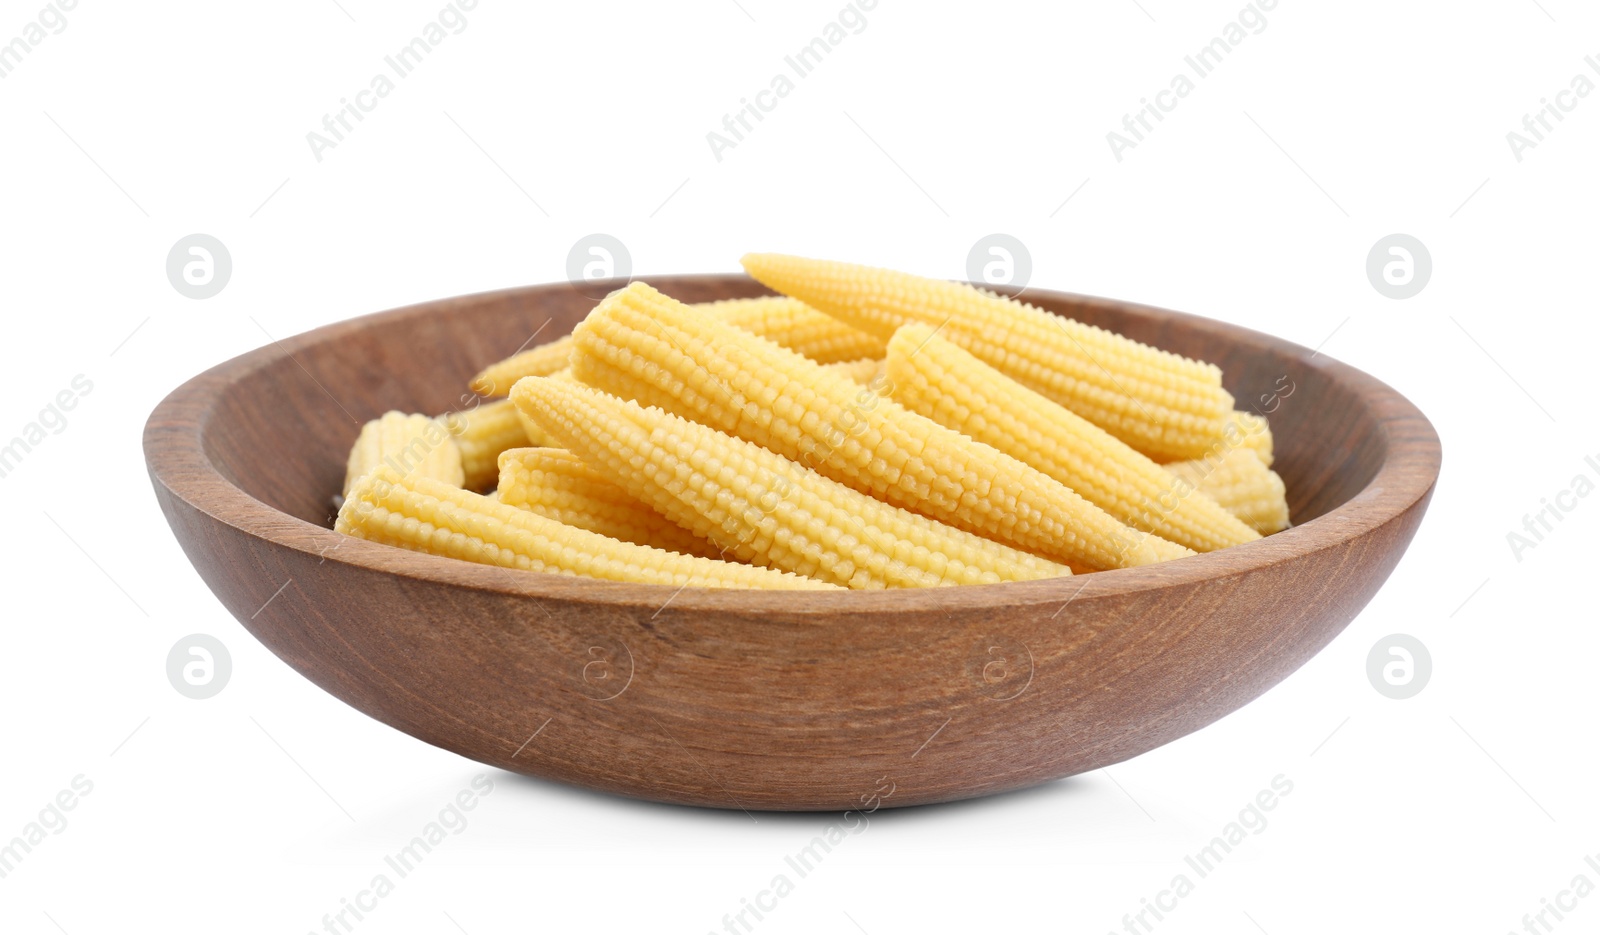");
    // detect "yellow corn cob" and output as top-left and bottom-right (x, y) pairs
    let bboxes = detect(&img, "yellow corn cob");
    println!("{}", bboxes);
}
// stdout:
(338, 466), (835, 589)
(501, 370), (578, 449)
(469, 297), (885, 396)
(344, 411), (464, 496)
(1169, 411), (1274, 468)
(884, 324), (1260, 553)
(439, 399), (539, 490)
(566, 283), (1191, 570)
(700, 296), (886, 364)
(822, 357), (885, 385)
(512, 406), (553, 453)
(1164, 447), (1290, 534)
(513, 378), (1070, 588)
(497, 447), (720, 559)
(1227, 411), (1274, 466)
(741, 253), (1234, 461)
(469, 339), (572, 396)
